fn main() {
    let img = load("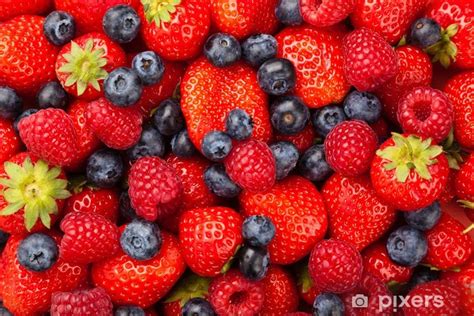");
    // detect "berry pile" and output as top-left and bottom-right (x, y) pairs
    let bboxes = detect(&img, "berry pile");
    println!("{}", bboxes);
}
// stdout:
(0, 0), (472, 315)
